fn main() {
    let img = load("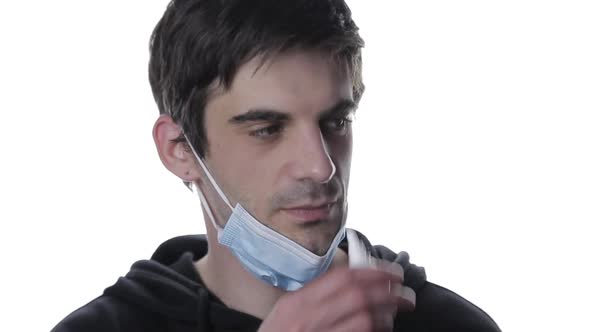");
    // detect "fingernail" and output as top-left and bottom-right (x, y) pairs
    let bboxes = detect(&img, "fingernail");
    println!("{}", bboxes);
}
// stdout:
(386, 262), (404, 280)
(391, 283), (402, 297)
(401, 286), (416, 306)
